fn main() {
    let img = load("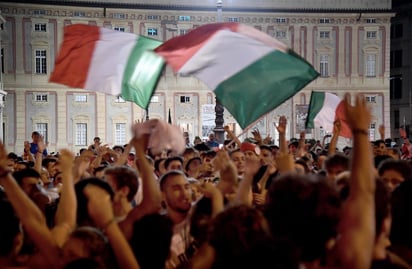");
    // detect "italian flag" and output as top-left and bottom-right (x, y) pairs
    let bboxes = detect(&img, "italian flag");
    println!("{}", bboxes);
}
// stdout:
(50, 24), (165, 108)
(306, 91), (352, 138)
(155, 22), (319, 129)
